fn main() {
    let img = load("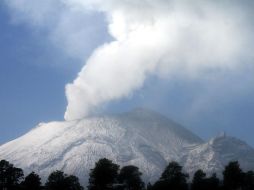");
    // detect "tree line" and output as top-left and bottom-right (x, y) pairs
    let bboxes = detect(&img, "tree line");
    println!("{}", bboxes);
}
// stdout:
(1, 158), (254, 190)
